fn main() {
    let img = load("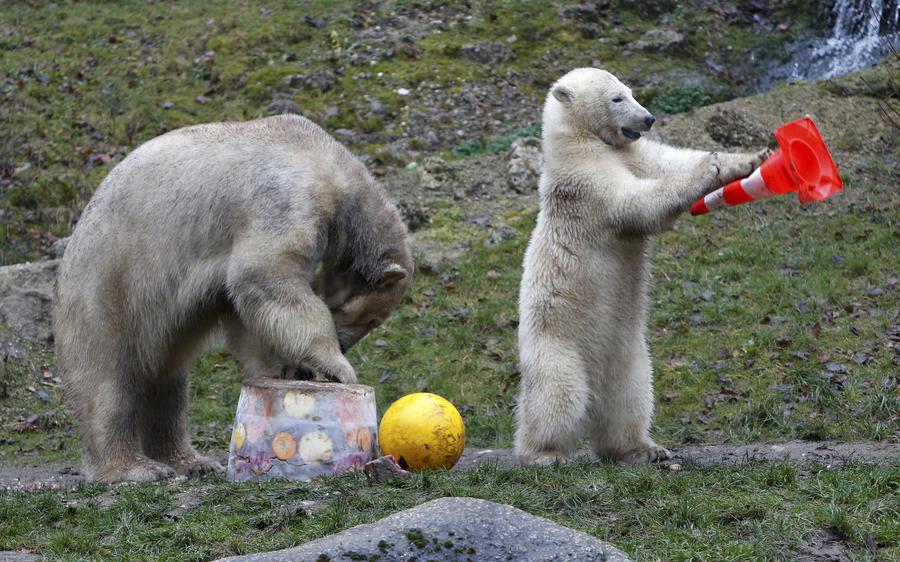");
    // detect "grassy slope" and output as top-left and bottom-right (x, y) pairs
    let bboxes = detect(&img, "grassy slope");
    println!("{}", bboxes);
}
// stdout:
(1, 0), (817, 263)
